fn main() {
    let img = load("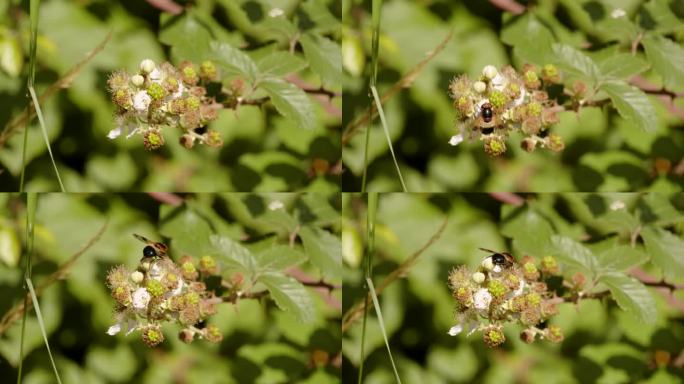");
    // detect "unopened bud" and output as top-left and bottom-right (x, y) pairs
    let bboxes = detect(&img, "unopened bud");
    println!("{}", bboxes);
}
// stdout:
(140, 59), (156, 74)
(482, 65), (498, 80)
(131, 74), (145, 87)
